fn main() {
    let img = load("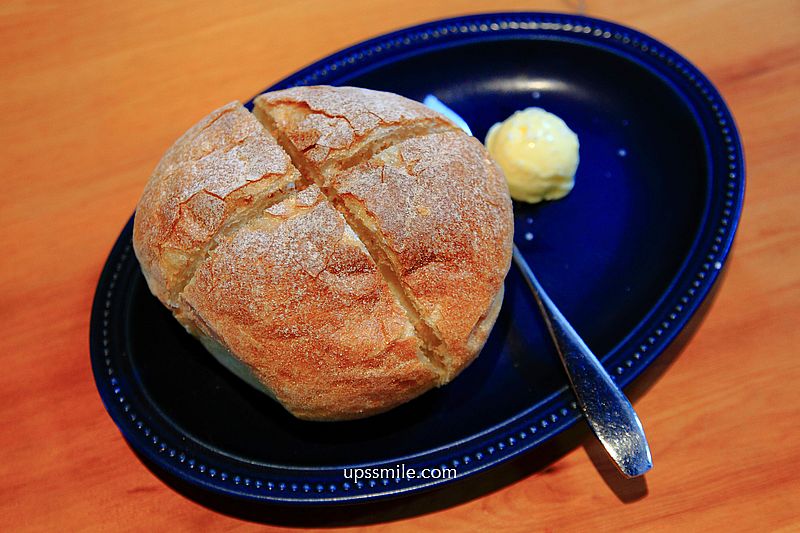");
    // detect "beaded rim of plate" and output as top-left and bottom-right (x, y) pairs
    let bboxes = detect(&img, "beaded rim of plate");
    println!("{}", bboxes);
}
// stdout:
(92, 12), (744, 503)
